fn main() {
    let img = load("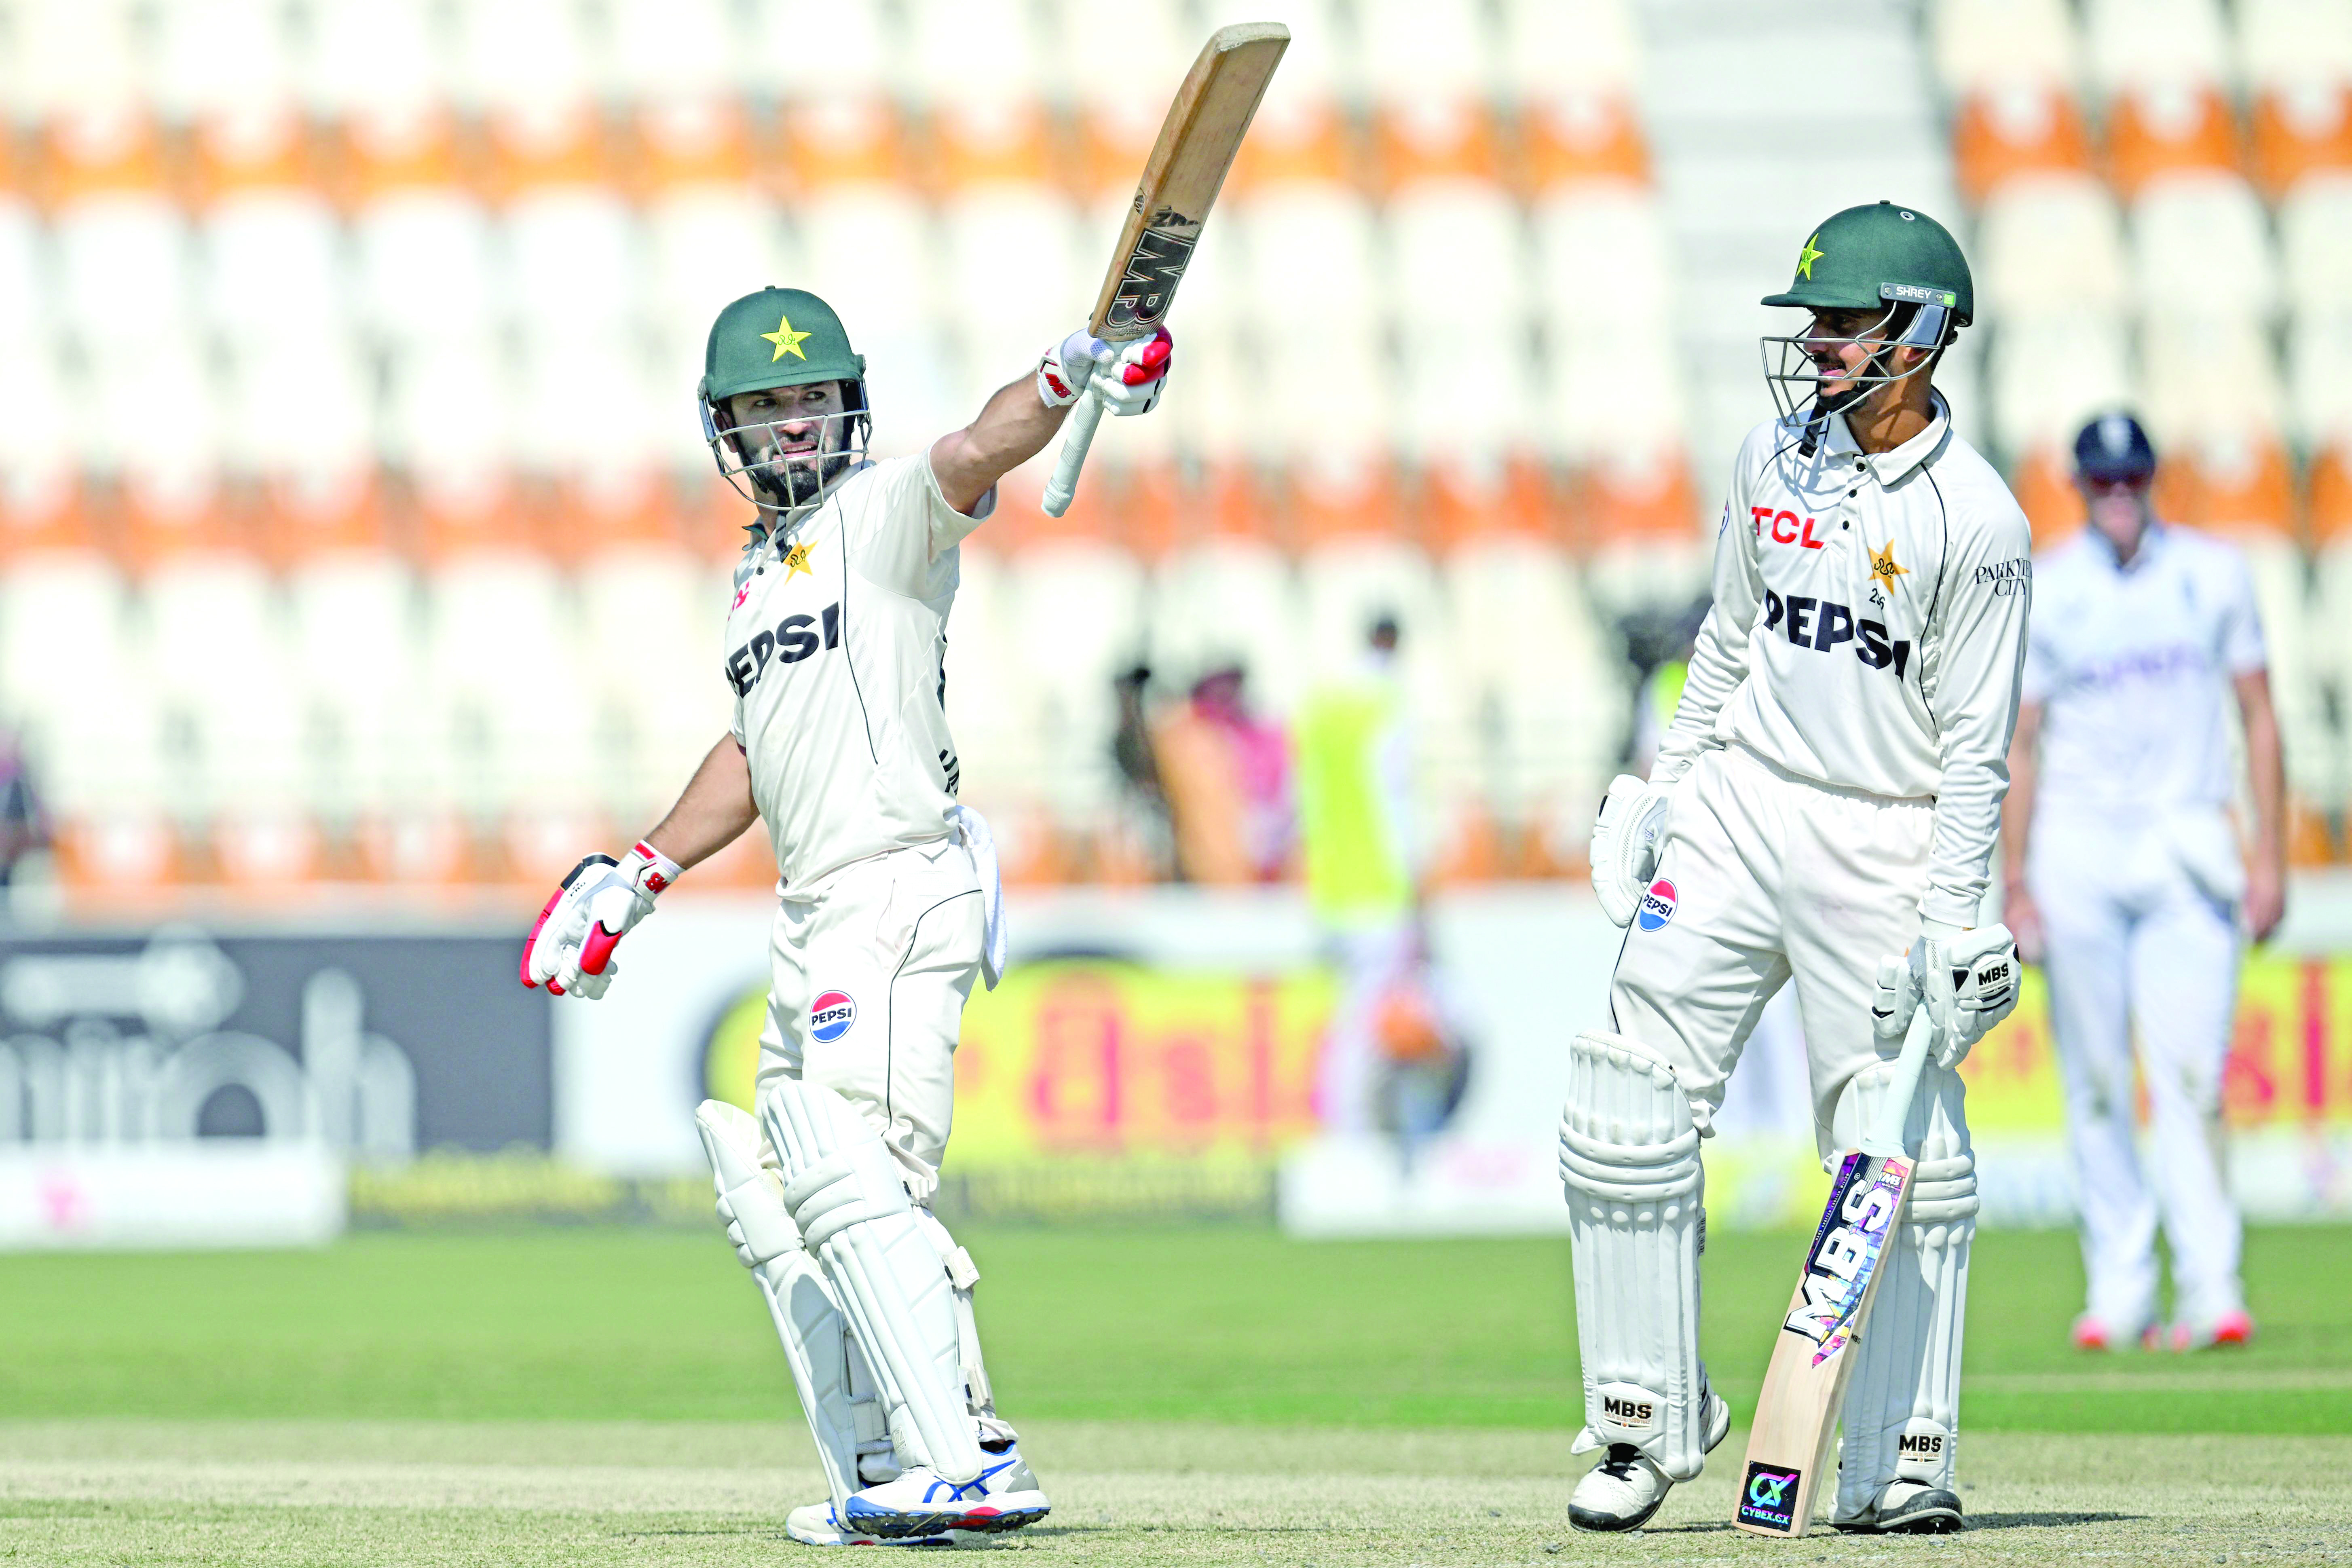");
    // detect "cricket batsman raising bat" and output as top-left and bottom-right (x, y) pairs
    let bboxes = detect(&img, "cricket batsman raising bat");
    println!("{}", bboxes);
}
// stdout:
(1558, 202), (2029, 1536)
(514, 22), (1277, 1552)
